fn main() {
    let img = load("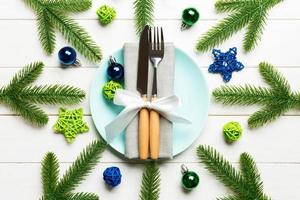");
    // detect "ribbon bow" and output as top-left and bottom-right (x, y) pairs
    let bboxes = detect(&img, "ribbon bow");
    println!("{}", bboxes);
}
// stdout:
(105, 89), (191, 141)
